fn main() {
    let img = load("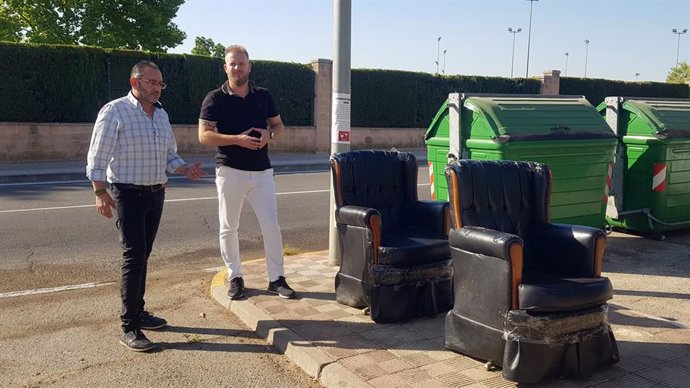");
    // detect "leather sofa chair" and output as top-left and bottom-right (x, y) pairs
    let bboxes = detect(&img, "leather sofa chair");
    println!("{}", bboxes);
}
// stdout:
(330, 150), (453, 323)
(444, 159), (619, 384)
